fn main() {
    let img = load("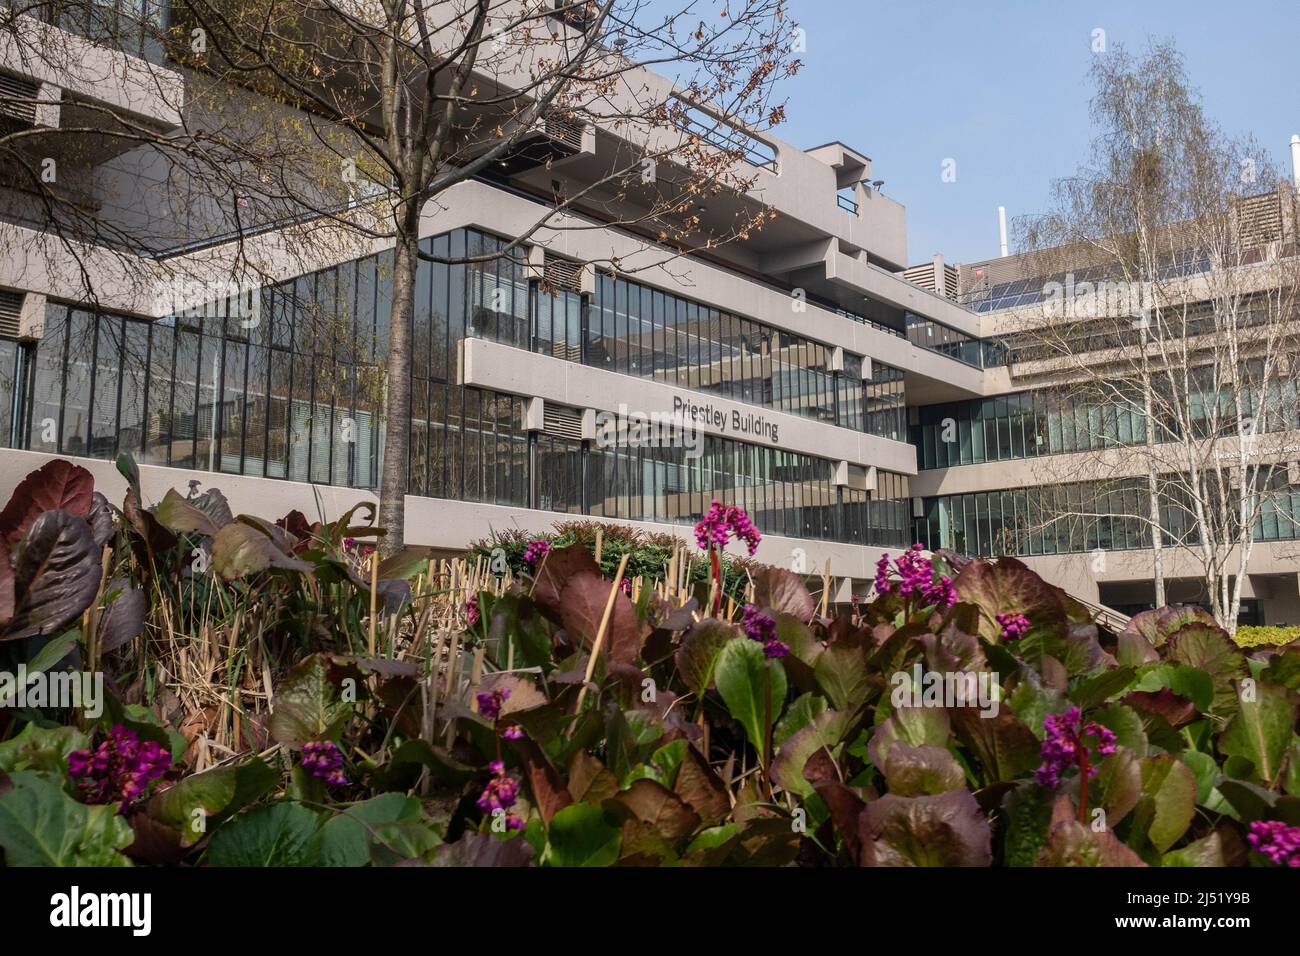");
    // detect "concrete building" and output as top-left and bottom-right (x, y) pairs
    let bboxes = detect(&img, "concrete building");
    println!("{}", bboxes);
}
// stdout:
(1, 4), (1297, 621)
